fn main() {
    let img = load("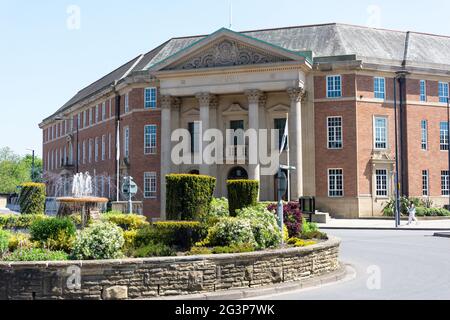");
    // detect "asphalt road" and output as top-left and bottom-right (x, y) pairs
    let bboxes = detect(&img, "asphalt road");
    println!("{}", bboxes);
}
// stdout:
(256, 230), (450, 300)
